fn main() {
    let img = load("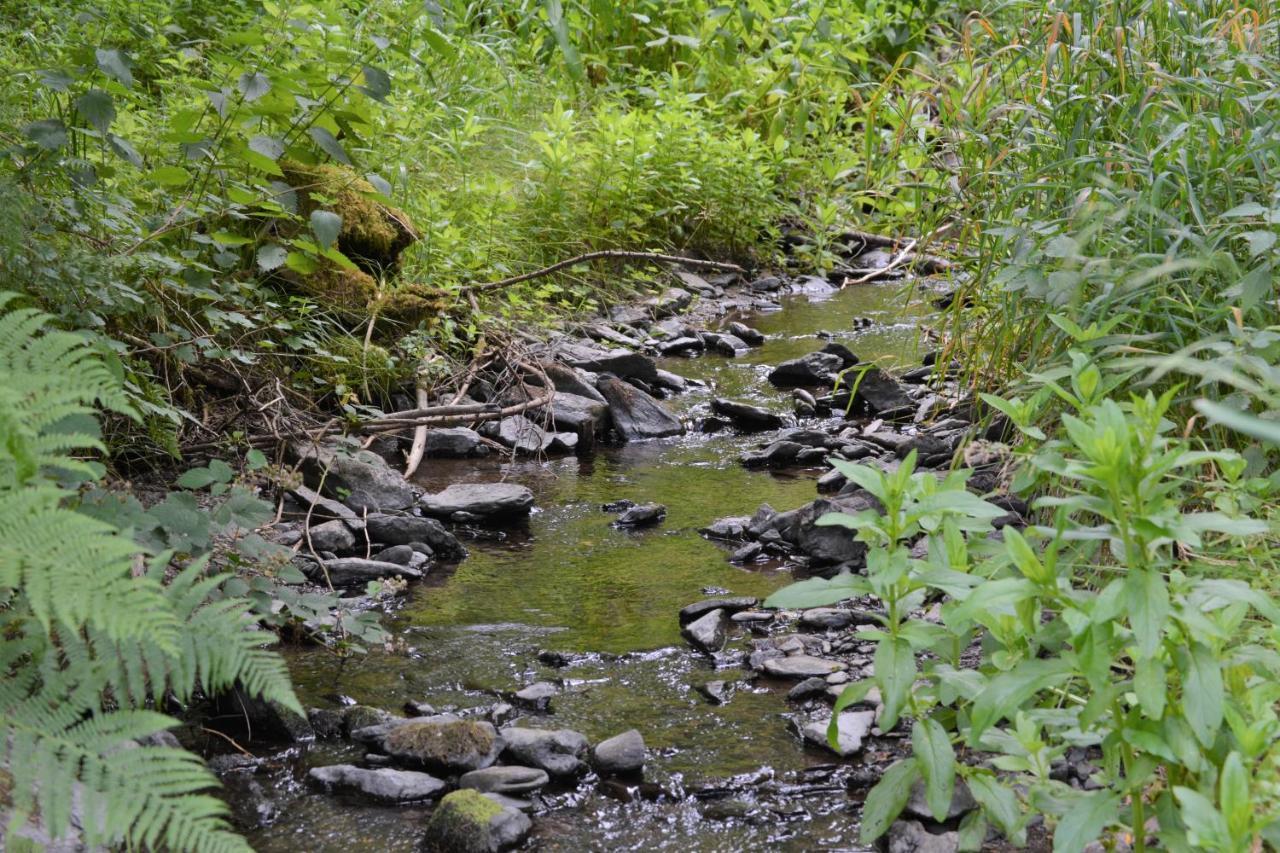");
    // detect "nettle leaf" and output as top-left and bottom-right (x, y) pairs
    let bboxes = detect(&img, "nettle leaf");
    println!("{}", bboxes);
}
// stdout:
(249, 134), (285, 161)
(310, 210), (343, 249)
(37, 68), (75, 91)
(95, 48), (133, 88)
(360, 65), (391, 101)
(75, 89), (115, 133)
(1053, 791), (1121, 853)
(309, 126), (351, 164)
(257, 243), (288, 271)
(108, 133), (143, 166)
(237, 71), (271, 102)
(24, 118), (68, 151)
(176, 467), (217, 489)
(911, 718), (956, 822)
(149, 165), (191, 186)
(860, 758), (919, 843)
